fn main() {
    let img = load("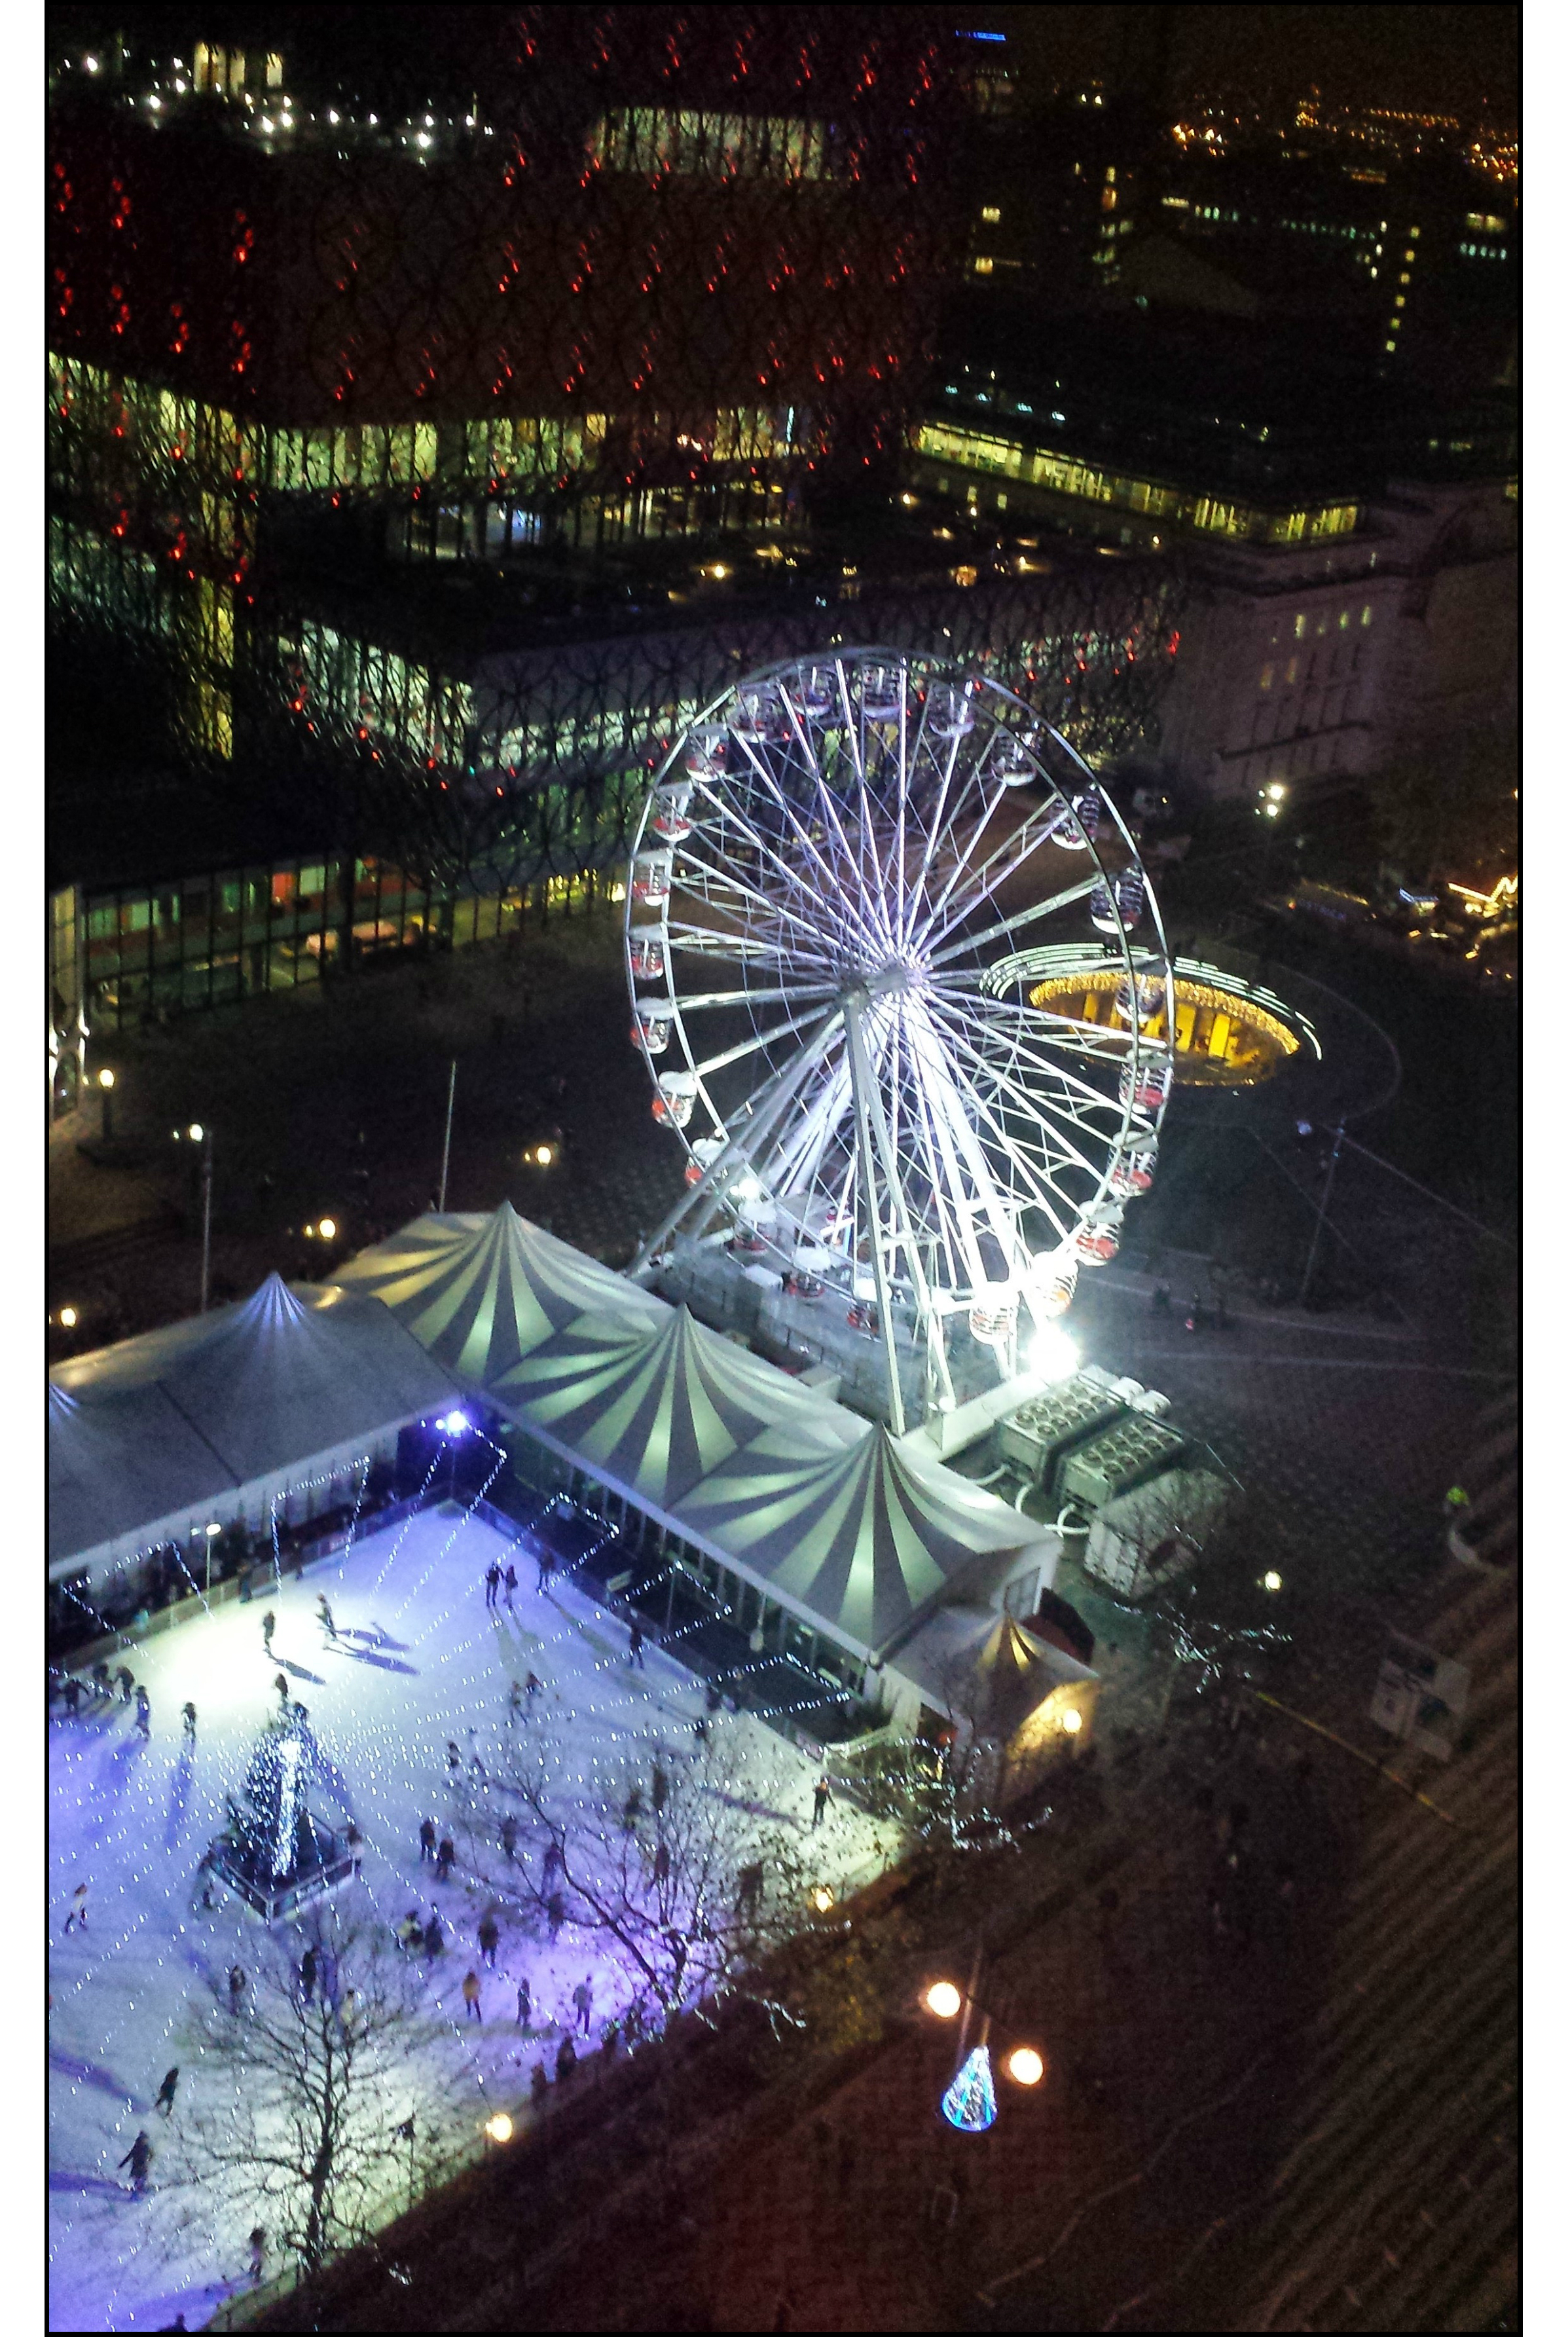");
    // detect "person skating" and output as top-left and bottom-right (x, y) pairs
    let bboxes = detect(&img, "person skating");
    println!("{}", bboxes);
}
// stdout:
(572, 1976), (594, 2034)
(446, 1740), (462, 1777)
(274, 1672), (290, 1706)
(316, 1593), (337, 1642)
(500, 1814), (518, 1864)
(346, 1824), (364, 1877)
(541, 1839), (563, 1888)
(119, 2131), (153, 2193)
(435, 1837), (455, 1883)
(181, 1701), (196, 1741)
(507, 1679), (523, 1724)
(262, 1610), (276, 1655)
(526, 1670), (543, 1701)
(651, 1762), (668, 1816)
(115, 1665), (135, 1703)
(811, 1776), (830, 1830)
(134, 1685), (152, 1739)
(397, 1908), (423, 1949)
(503, 1562), (518, 1609)
(516, 1975), (531, 2029)
(92, 1661), (112, 1700)
(547, 1891), (565, 1943)
(62, 1676), (85, 1716)
(299, 1945), (318, 2004)
(484, 1562), (501, 1611)
(627, 1620), (646, 1670)
(461, 1968), (483, 2022)
(535, 1547), (553, 1595)
(64, 1883), (89, 1934)
(653, 1841), (670, 1886)
(228, 1964), (247, 2012)
(419, 1816), (437, 1864)
(153, 2066), (180, 2117)
(424, 1911), (445, 1960)
(478, 1911), (500, 1970)
(246, 2228), (265, 2286)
